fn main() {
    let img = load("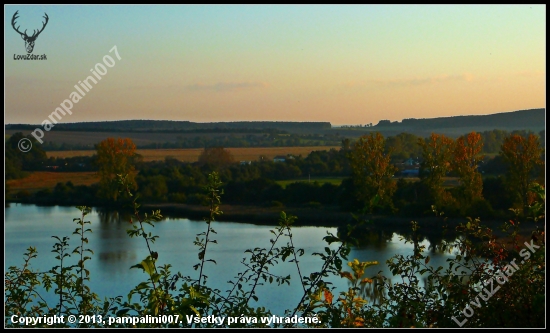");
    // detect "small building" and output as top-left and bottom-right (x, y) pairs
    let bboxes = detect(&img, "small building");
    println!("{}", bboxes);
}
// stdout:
(401, 168), (419, 177)
(404, 158), (419, 166)
(240, 161), (251, 165)
(273, 155), (286, 163)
